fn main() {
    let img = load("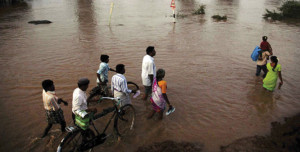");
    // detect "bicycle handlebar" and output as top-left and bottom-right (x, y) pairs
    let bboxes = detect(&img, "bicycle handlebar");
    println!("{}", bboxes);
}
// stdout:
(100, 97), (121, 106)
